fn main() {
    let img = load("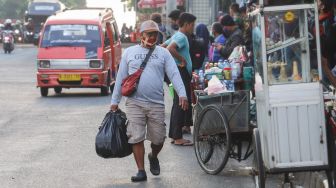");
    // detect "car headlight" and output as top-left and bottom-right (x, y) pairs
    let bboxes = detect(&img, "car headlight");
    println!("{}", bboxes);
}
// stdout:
(89, 60), (102, 68)
(15, 29), (19, 34)
(39, 60), (50, 68)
